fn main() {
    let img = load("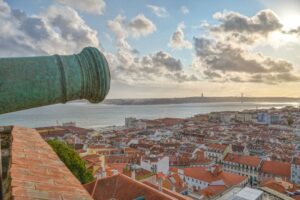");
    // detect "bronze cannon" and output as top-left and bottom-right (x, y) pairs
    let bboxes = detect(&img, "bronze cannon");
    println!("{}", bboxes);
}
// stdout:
(0, 47), (110, 114)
